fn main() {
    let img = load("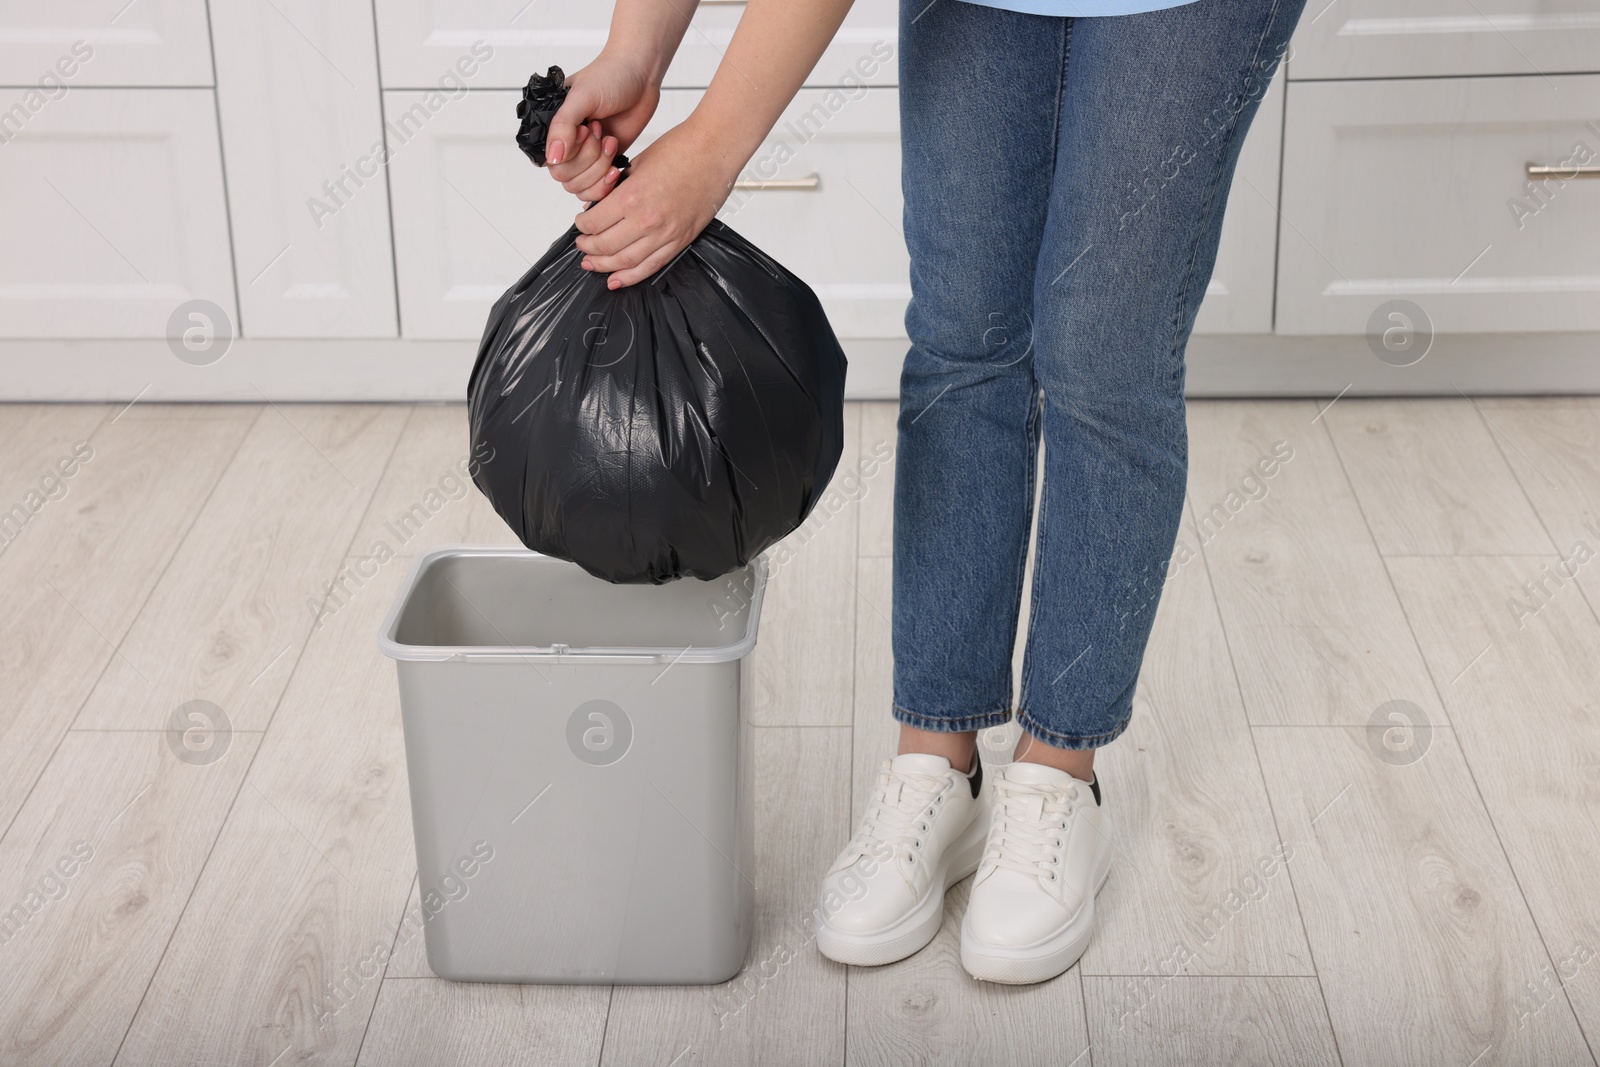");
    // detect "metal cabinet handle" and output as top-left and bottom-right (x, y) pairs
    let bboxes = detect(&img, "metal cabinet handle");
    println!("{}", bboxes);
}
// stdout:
(1527, 162), (1600, 179)
(731, 174), (822, 191)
